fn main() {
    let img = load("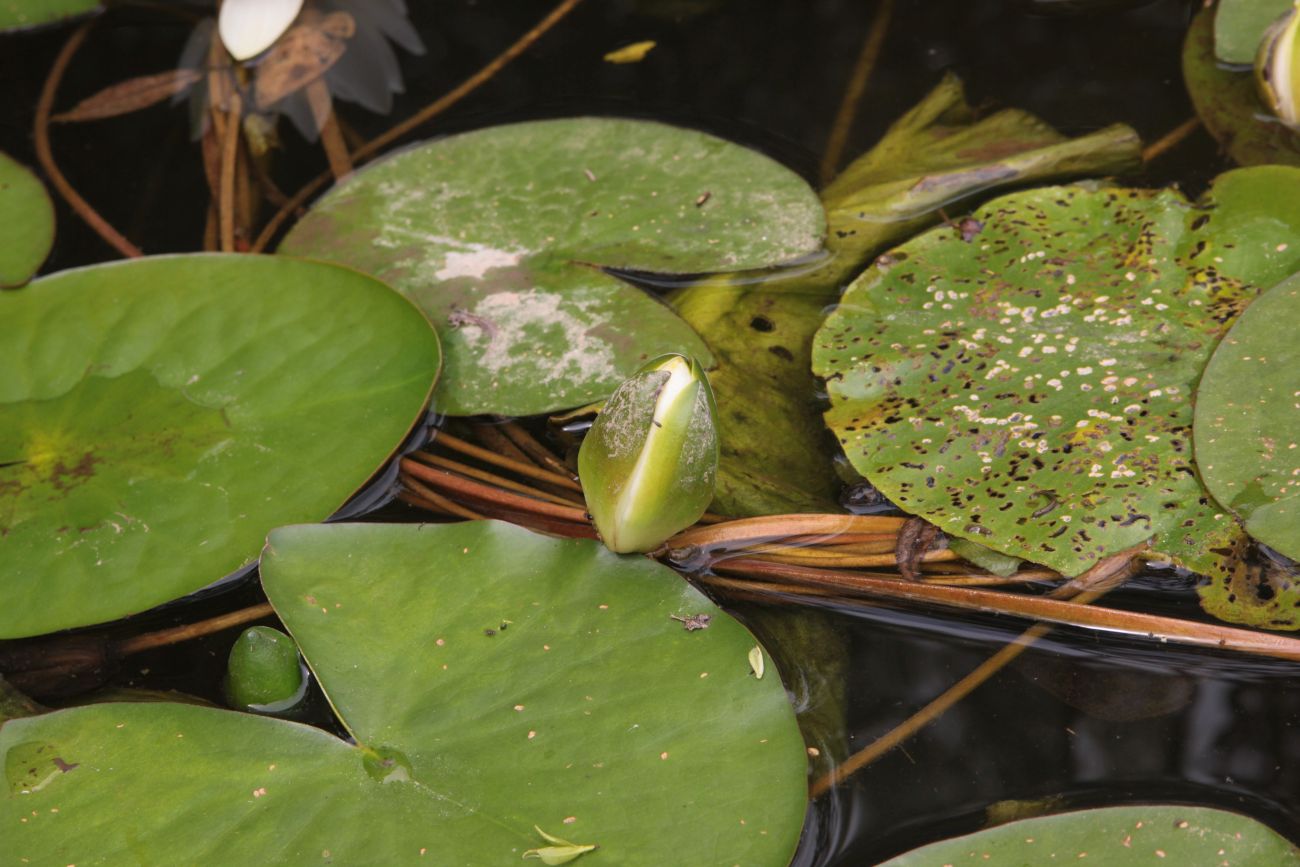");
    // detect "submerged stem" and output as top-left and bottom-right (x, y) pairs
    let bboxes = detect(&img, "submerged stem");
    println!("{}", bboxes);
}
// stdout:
(818, 0), (894, 186)
(35, 22), (144, 259)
